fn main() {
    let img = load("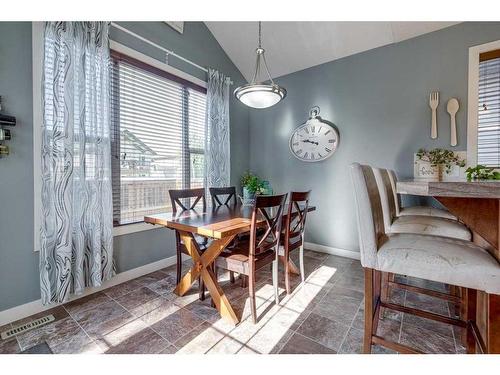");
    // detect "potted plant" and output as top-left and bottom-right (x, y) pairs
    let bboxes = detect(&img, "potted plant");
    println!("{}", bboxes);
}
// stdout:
(465, 165), (500, 181)
(240, 172), (265, 202)
(415, 148), (466, 181)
